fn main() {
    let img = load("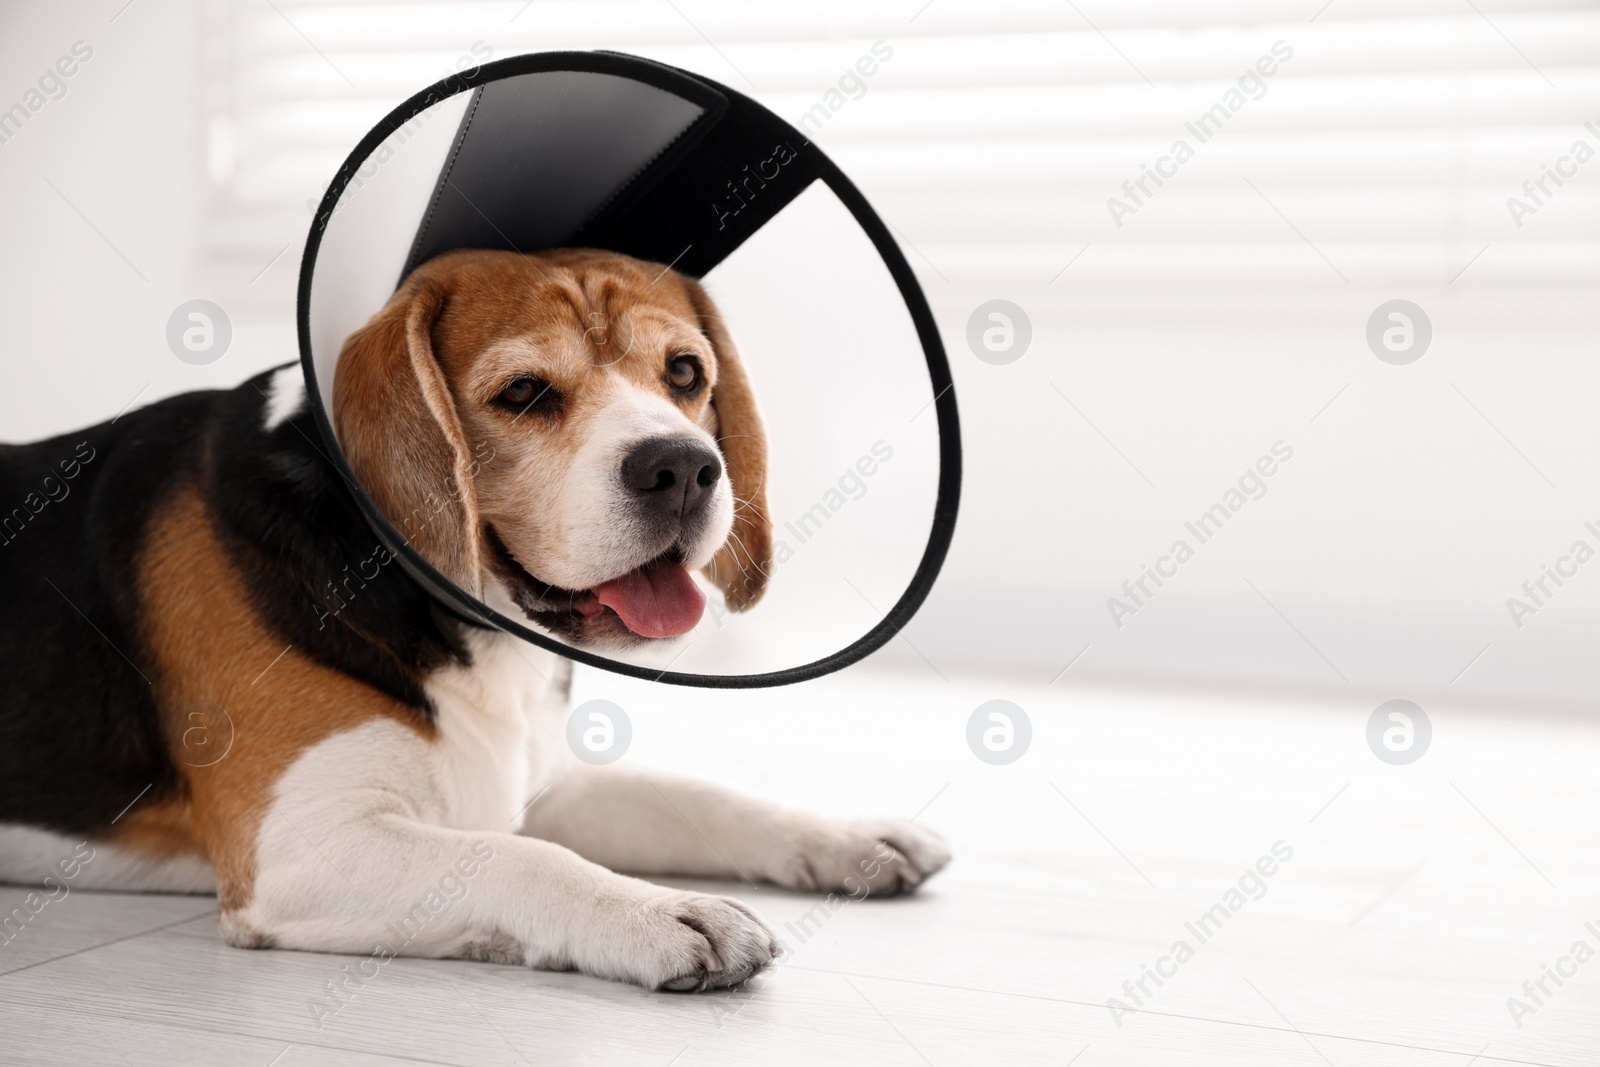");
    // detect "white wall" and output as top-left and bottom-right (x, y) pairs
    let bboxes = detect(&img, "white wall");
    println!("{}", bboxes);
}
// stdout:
(2, 1), (1597, 706)
(0, 0), (301, 444)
